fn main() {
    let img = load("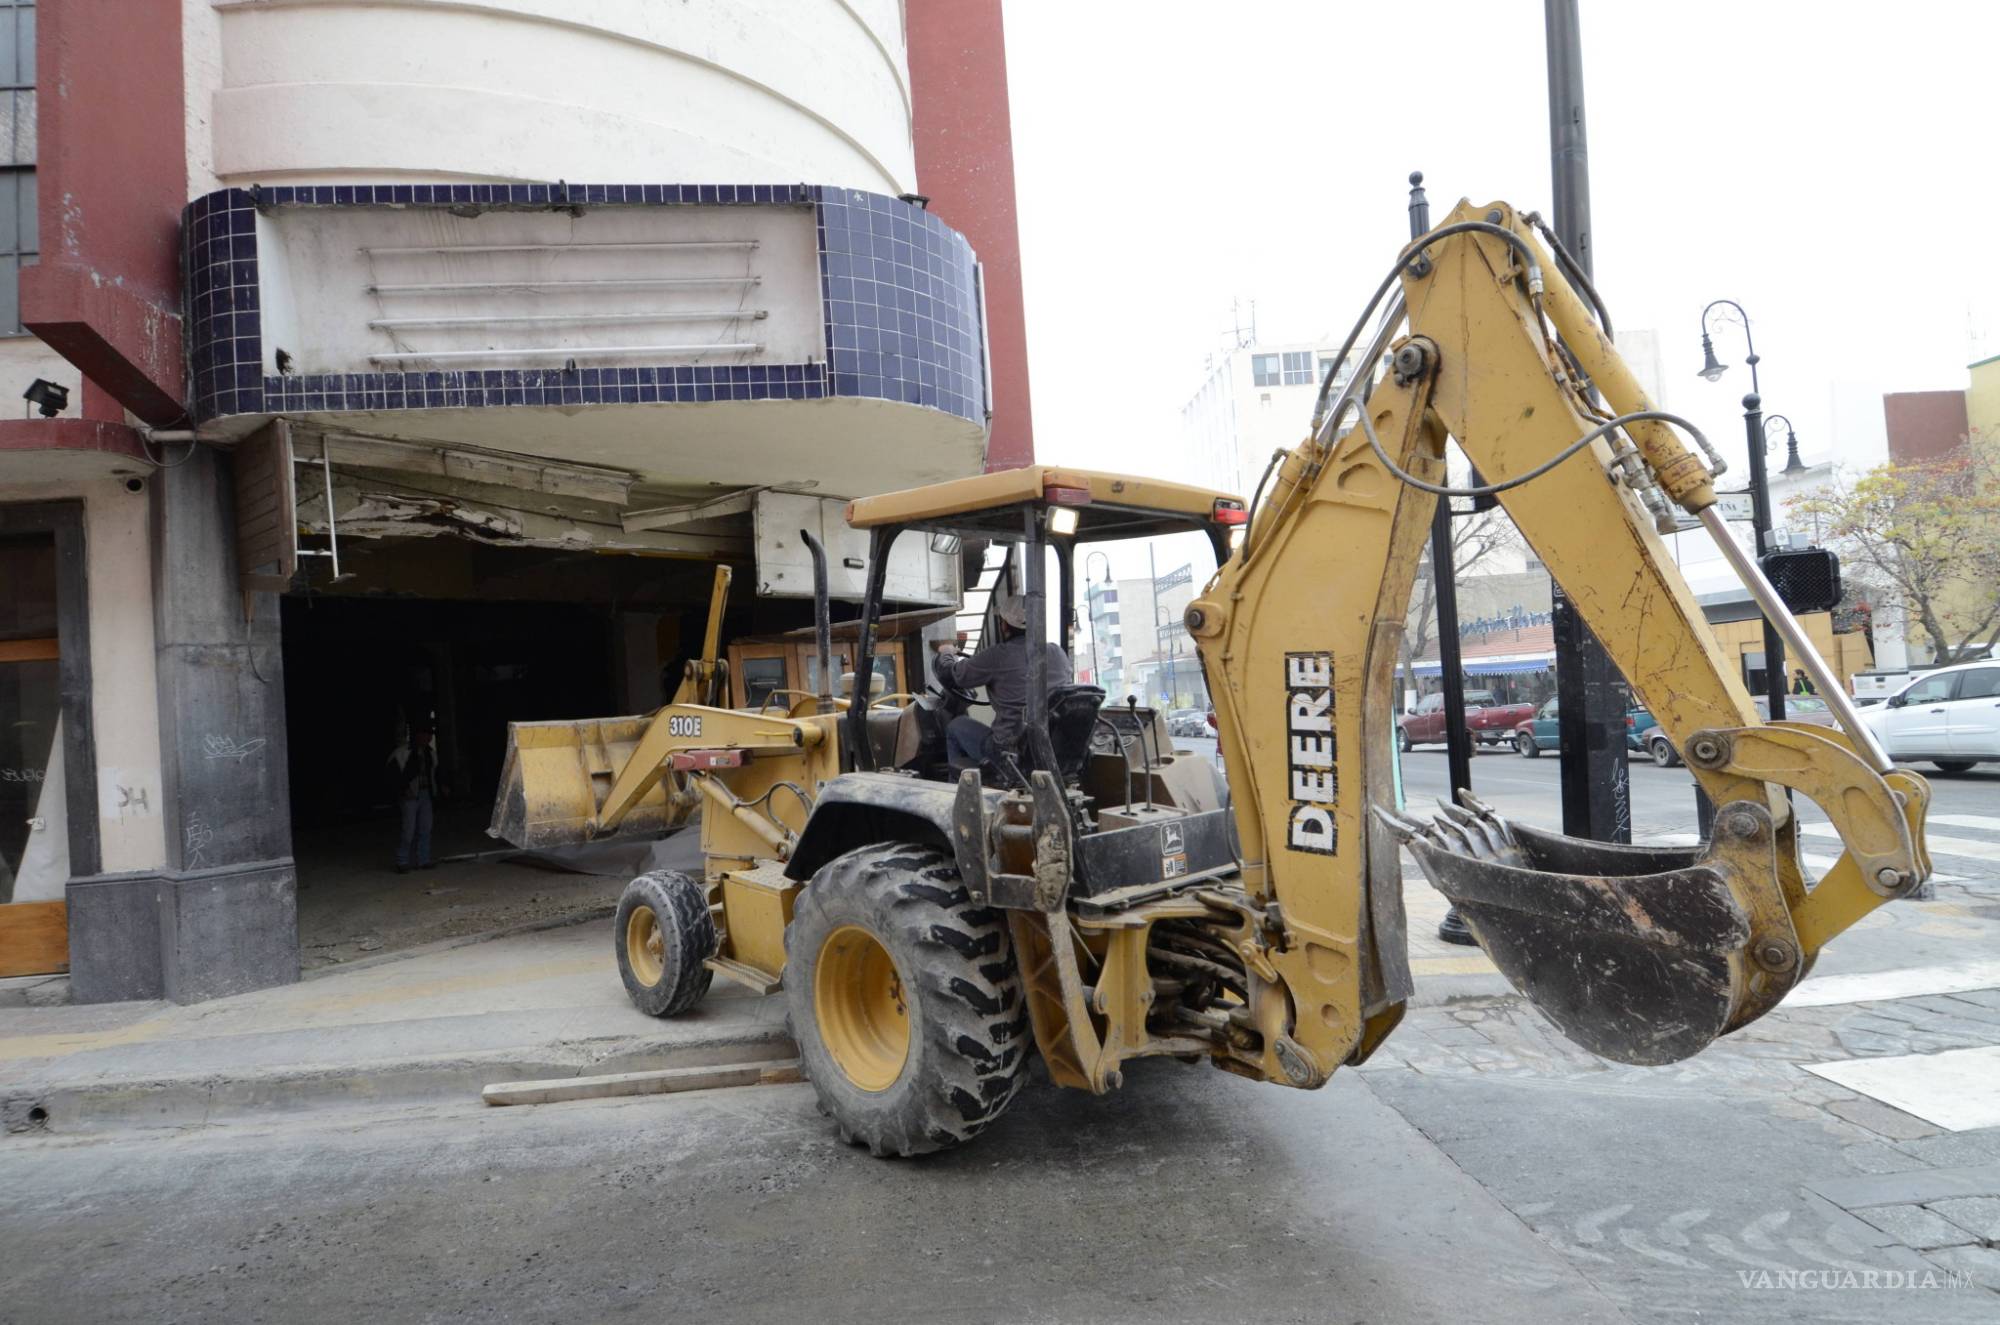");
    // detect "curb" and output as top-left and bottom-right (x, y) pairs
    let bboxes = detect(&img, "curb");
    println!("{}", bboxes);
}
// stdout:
(5, 1020), (799, 1140)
